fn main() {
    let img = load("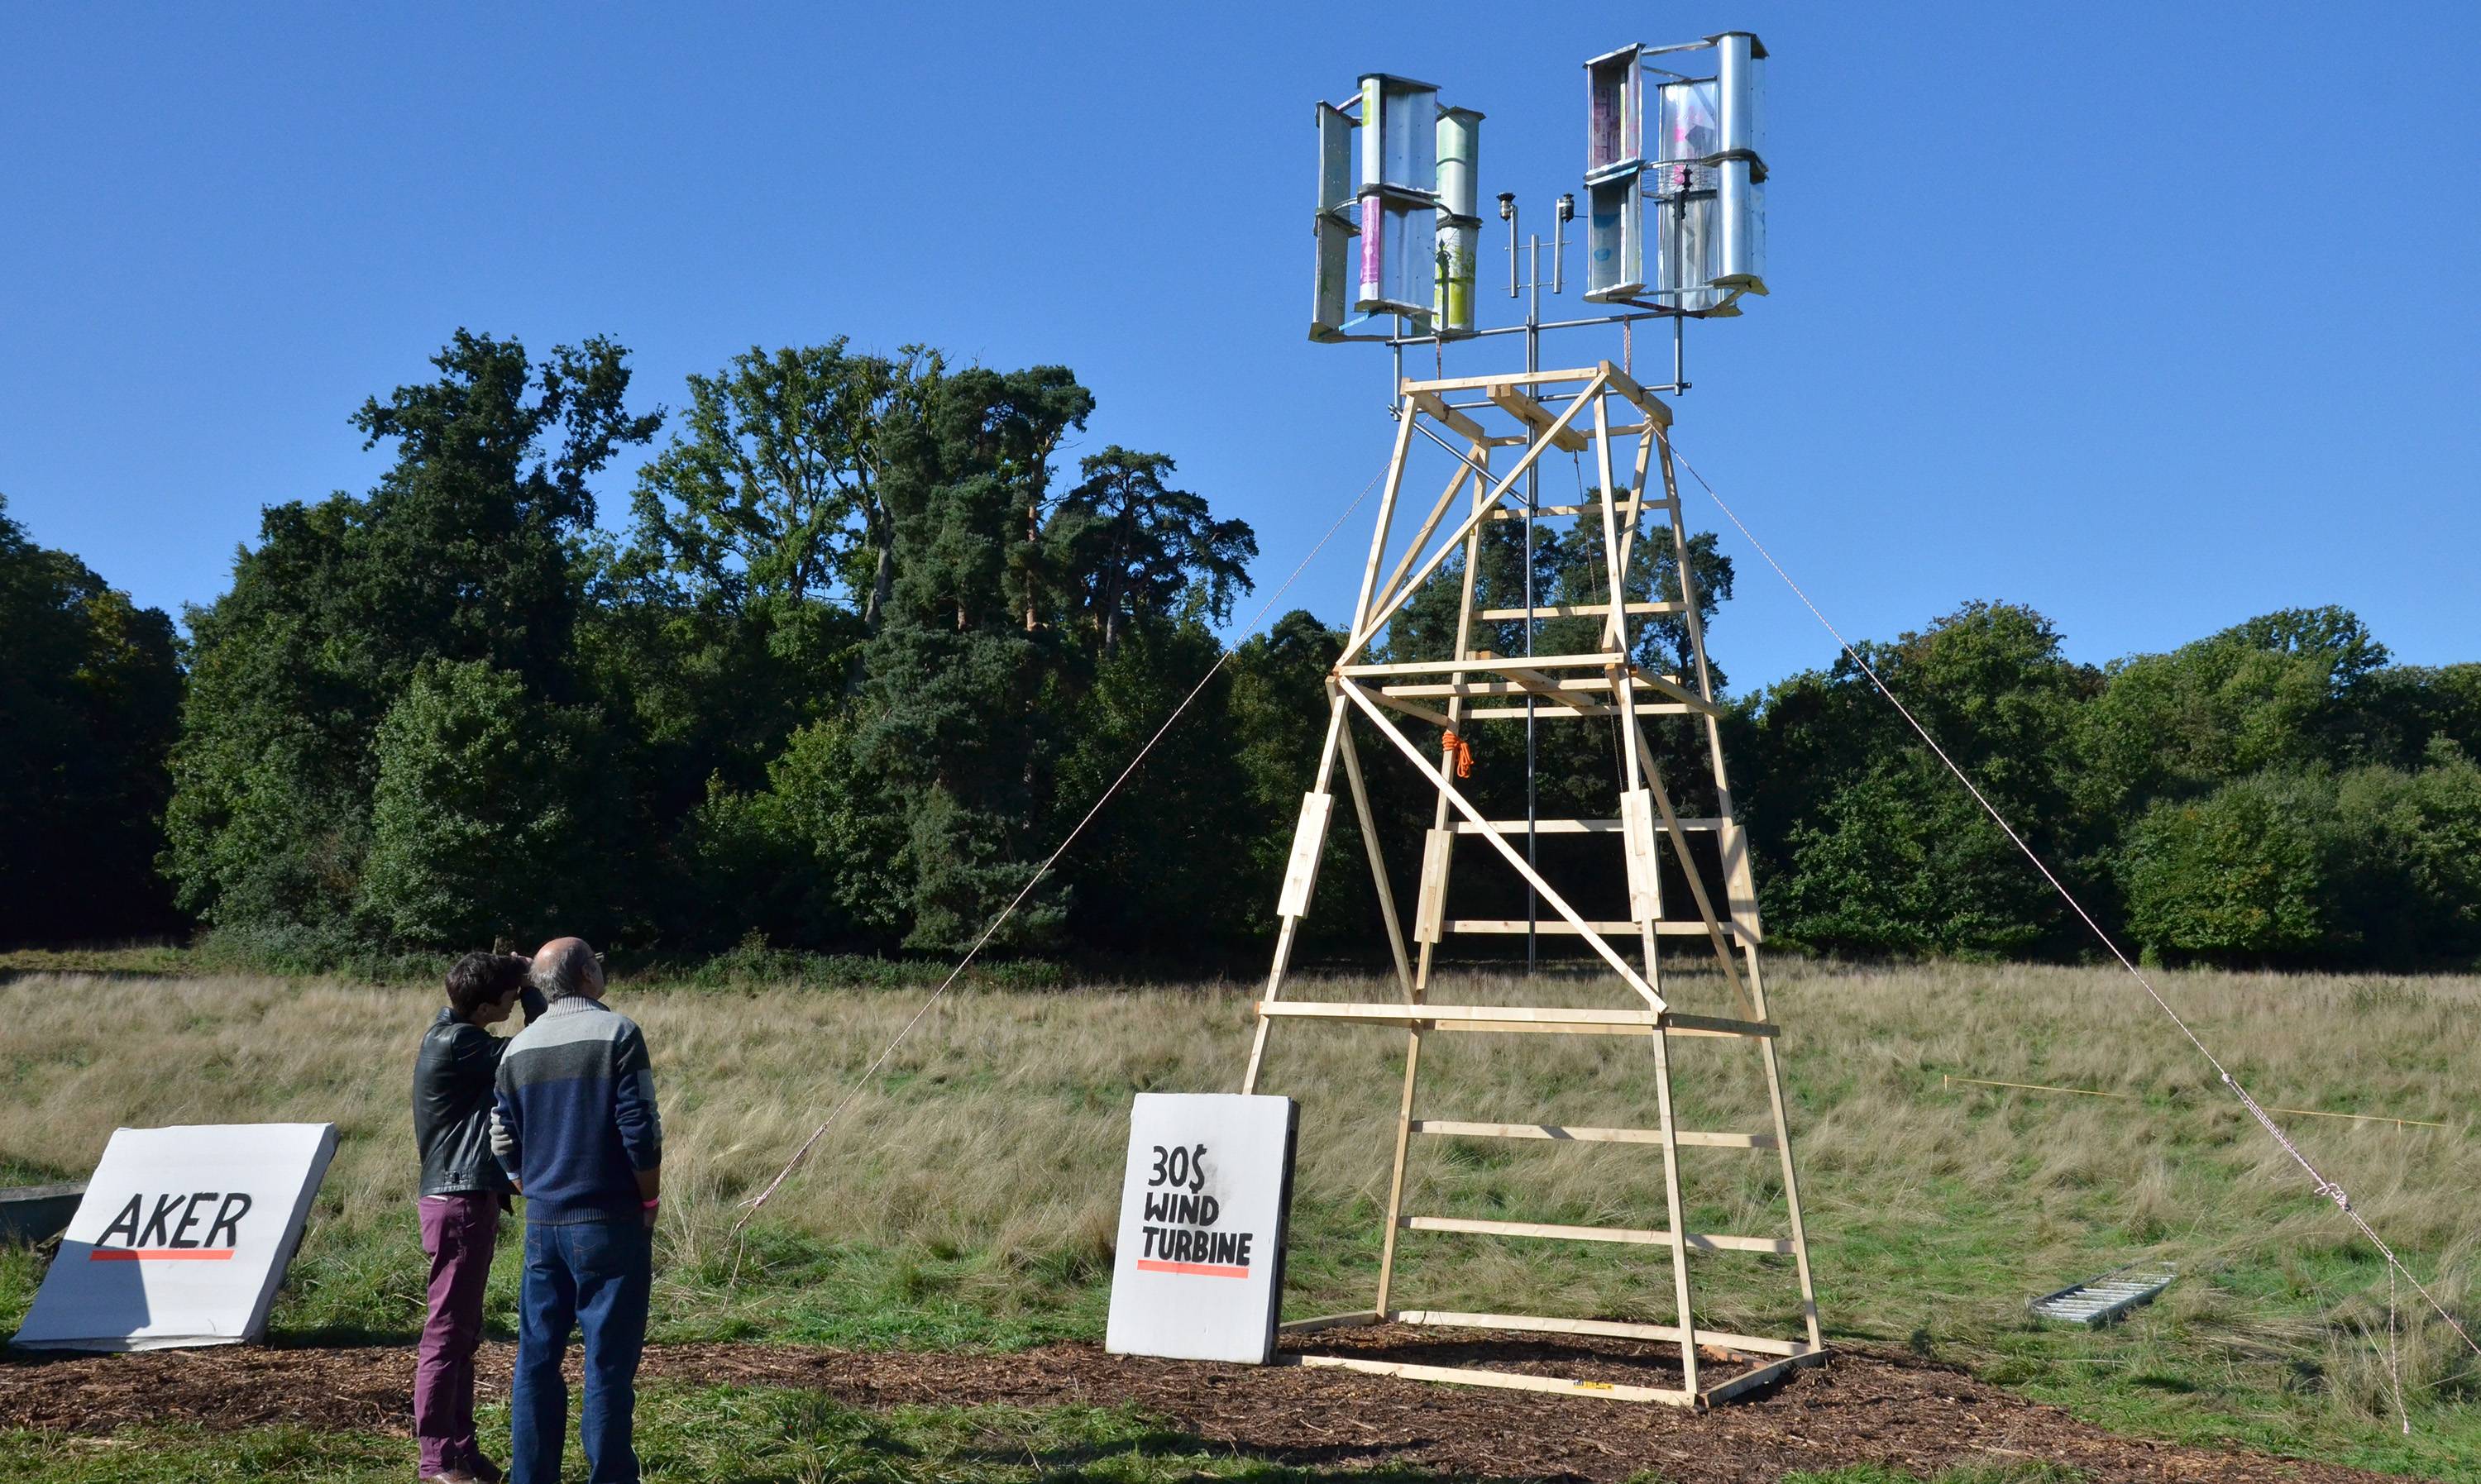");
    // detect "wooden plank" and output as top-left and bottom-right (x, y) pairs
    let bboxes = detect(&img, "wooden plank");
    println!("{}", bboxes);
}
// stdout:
(1599, 360), (1675, 429)
(1260, 1001), (1658, 1029)
(1445, 918), (1641, 934)
(1407, 389), (1489, 445)
(1278, 1310), (1384, 1335)
(1486, 499), (1648, 522)
(1292, 1351), (1697, 1405)
(1274, 792), (1335, 919)
(1621, 787), (1661, 923)
(1413, 828), (1453, 945)
(1437, 919), (1752, 942)
(1336, 717), (1415, 1000)
(1390, 1309), (1809, 1358)
(1461, 703), (1702, 719)
(1699, 1350), (1821, 1405)
(1402, 1214), (1795, 1254)
(1717, 817), (1764, 945)
(1450, 817), (1728, 833)
(1342, 652), (1634, 677)
(1379, 675), (1656, 699)
(1661, 1012), (1779, 1039)
(1398, 365), (1609, 394)
(1452, 817), (1623, 833)
(1488, 384), (1592, 452)
(1411, 1119), (1777, 1150)
(1243, 694), (1350, 1094)
(1476, 600), (1678, 619)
